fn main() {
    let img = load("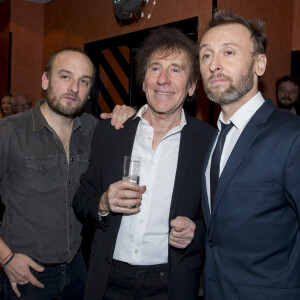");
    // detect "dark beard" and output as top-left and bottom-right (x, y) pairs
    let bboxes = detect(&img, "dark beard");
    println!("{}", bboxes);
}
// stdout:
(45, 86), (84, 117)
(277, 98), (296, 110)
(204, 60), (255, 106)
